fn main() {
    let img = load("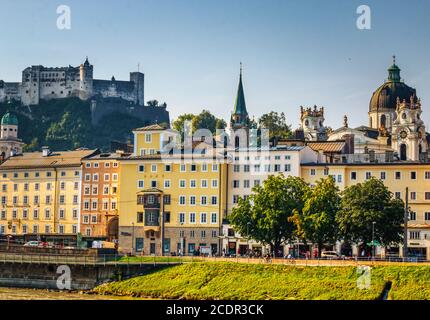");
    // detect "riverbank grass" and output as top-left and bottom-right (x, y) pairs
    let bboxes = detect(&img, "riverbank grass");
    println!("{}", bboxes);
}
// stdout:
(93, 262), (409, 300)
